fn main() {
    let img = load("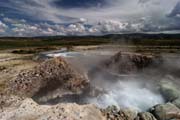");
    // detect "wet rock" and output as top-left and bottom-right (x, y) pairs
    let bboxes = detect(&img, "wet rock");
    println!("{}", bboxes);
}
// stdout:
(8, 57), (89, 102)
(135, 112), (157, 120)
(172, 98), (180, 109)
(0, 96), (105, 120)
(159, 80), (180, 102)
(160, 81), (180, 108)
(150, 103), (180, 120)
(101, 106), (137, 120)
